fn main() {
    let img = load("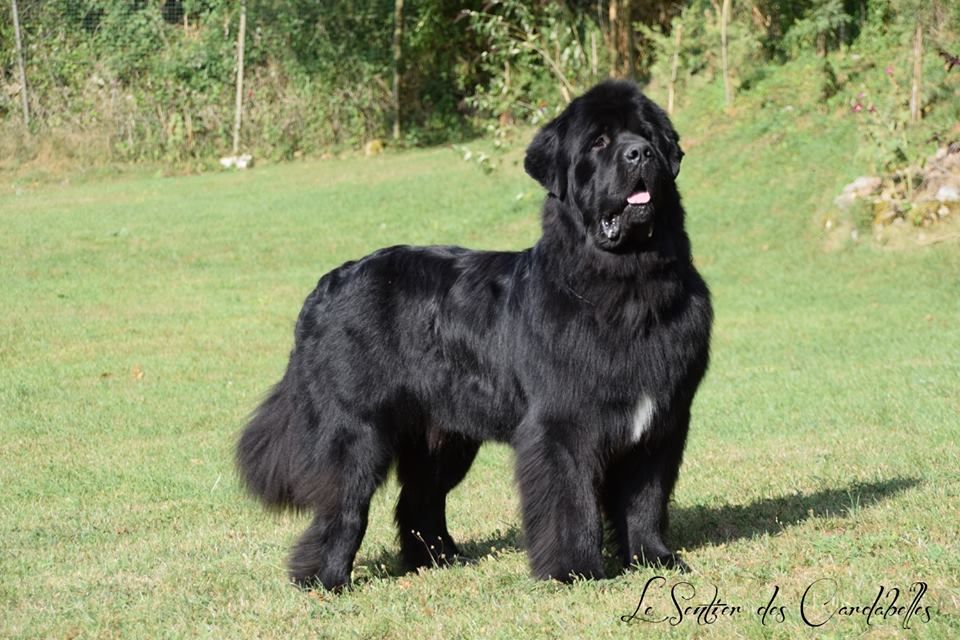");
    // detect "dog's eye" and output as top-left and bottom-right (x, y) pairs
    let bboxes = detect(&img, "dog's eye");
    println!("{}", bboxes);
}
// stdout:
(592, 134), (609, 150)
